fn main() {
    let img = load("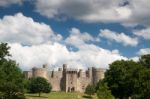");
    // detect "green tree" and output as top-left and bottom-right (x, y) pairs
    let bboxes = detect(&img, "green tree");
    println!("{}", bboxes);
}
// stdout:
(96, 80), (114, 99)
(131, 54), (150, 99)
(0, 43), (25, 99)
(104, 60), (142, 99)
(28, 77), (52, 97)
(139, 54), (150, 68)
(85, 85), (95, 98)
(0, 43), (10, 60)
